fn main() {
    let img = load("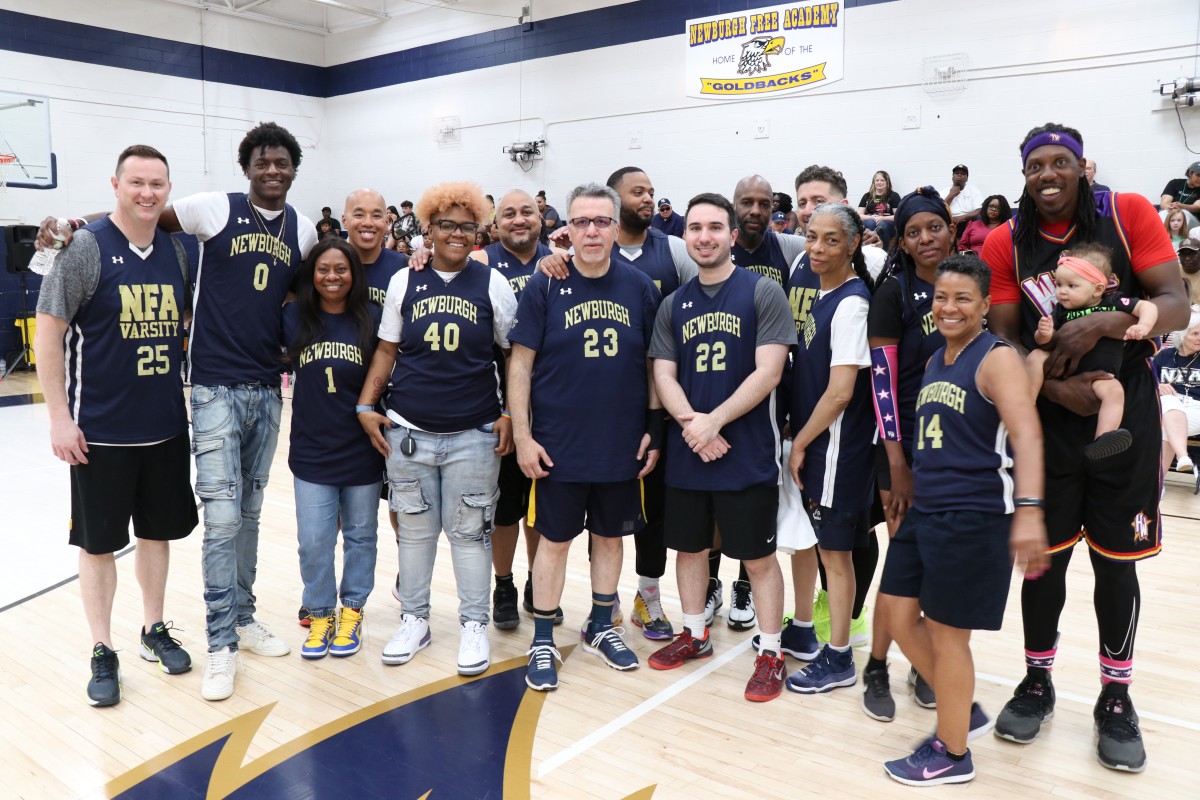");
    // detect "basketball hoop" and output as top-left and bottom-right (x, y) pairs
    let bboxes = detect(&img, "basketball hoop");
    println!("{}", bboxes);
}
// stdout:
(0, 154), (14, 192)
